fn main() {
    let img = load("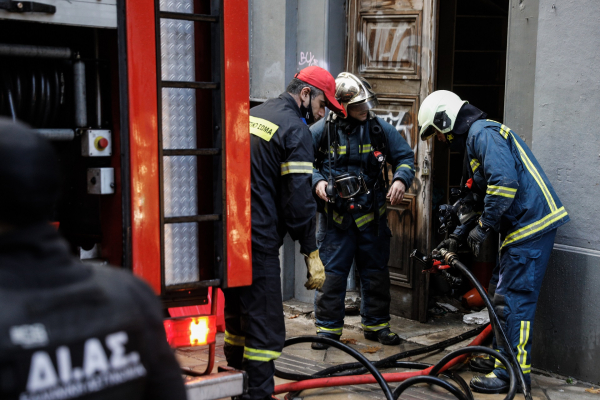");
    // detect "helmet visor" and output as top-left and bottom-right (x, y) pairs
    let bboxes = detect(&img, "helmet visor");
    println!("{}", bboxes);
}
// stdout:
(347, 97), (379, 113)
(419, 124), (438, 141)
